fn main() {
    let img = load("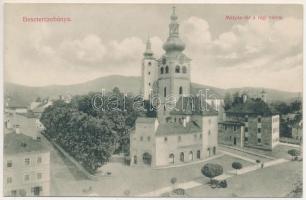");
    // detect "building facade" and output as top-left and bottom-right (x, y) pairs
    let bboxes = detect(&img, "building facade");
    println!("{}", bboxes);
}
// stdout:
(4, 133), (50, 196)
(218, 97), (280, 150)
(130, 8), (219, 167)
